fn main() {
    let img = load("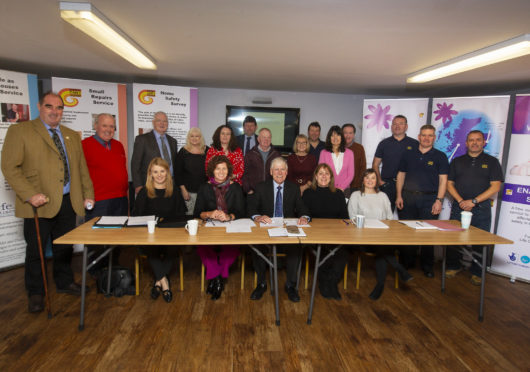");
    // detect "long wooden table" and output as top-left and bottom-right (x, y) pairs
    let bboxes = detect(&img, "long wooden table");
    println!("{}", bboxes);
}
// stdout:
(301, 219), (513, 324)
(54, 219), (299, 330)
(55, 218), (512, 330)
